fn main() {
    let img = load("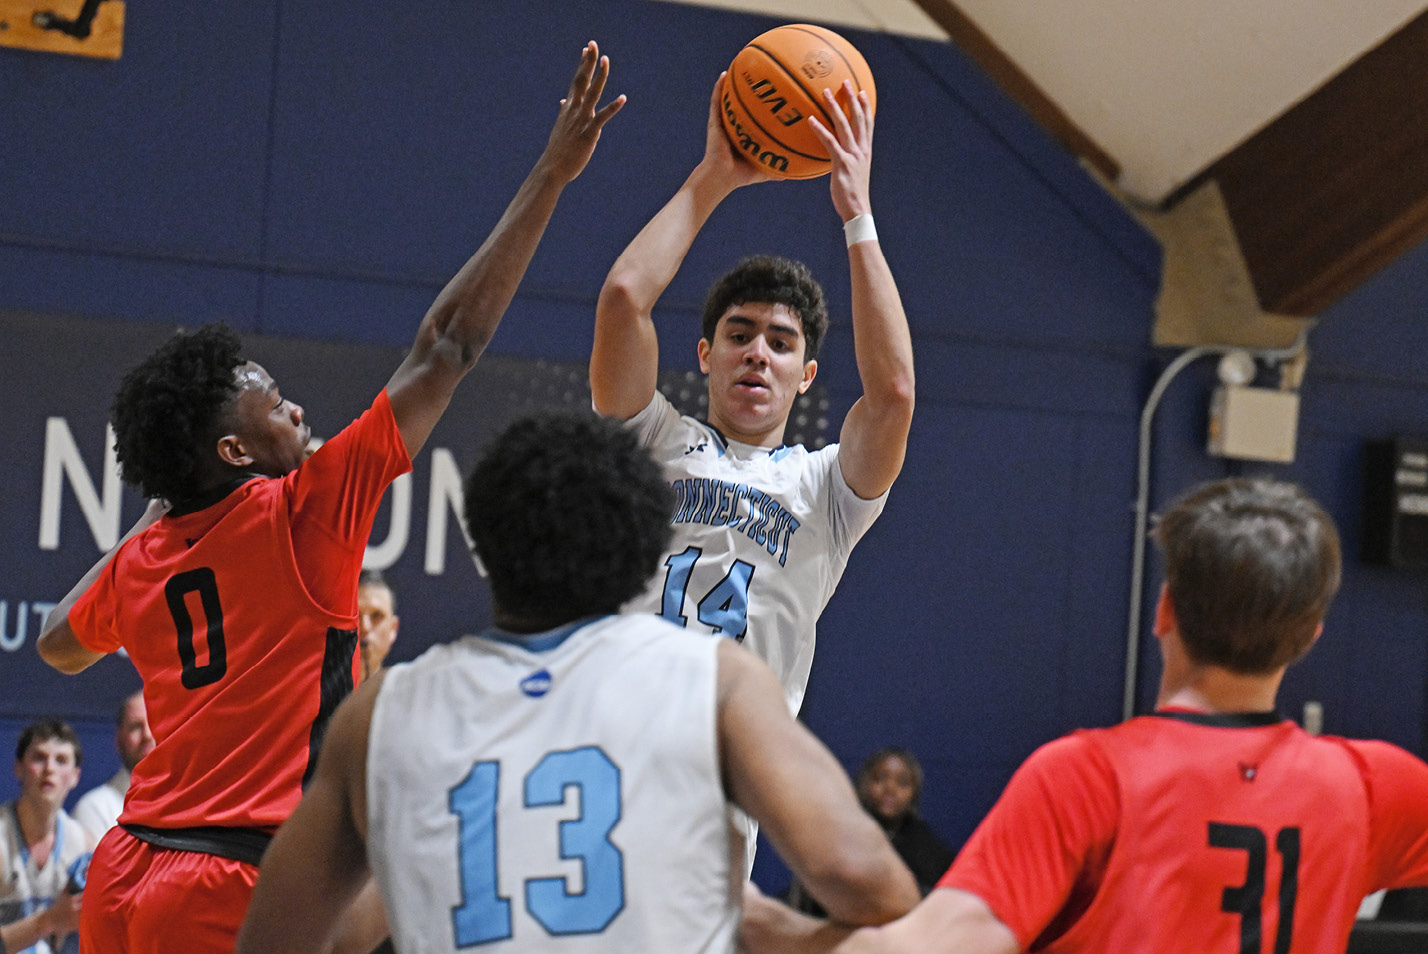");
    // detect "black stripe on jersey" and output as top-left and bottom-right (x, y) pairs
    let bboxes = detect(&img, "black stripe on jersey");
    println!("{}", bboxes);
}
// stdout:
(303, 625), (358, 788)
(1149, 710), (1287, 728)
